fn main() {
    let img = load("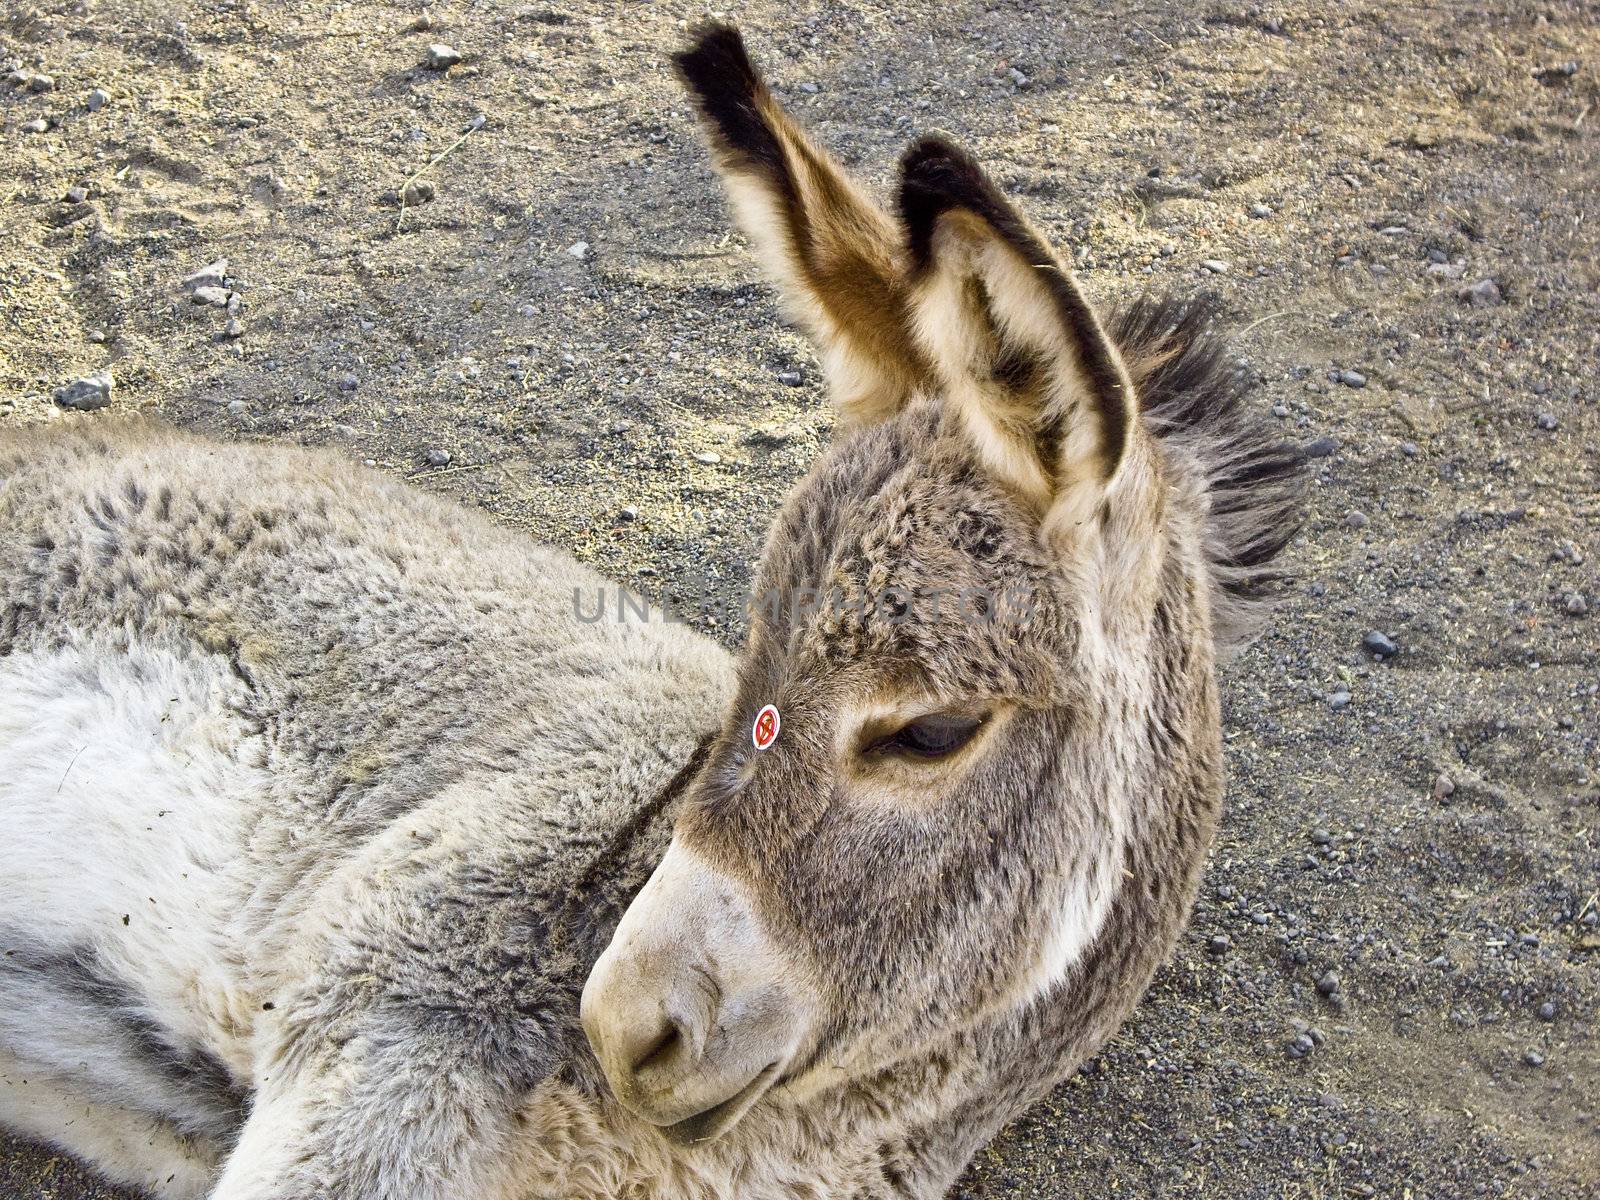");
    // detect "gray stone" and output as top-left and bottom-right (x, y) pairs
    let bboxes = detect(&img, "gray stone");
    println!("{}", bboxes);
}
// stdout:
(1339, 369), (1367, 388)
(220, 318), (244, 339)
(183, 258), (229, 290)
(337, 373), (360, 392)
(192, 285), (231, 307)
(1362, 630), (1398, 659)
(424, 44), (462, 70)
(1344, 510), (1369, 530)
(1250, 202), (1273, 218)
(1459, 277), (1503, 307)
(27, 73), (54, 93)
(20, 117), (48, 134)
(1535, 412), (1559, 431)
(777, 369), (804, 386)
(1432, 773), (1456, 802)
(63, 185), (88, 204)
(1536, 1001), (1557, 1021)
(399, 179), (436, 206)
(1200, 258), (1230, 274)
(53, 372), (114, 411)
(566, 240), (590, 260)
(1564, 592), (1588, 616)
(423, 448), (452, 467)
(86, 87), (110, 111)
(1327, 690), (1352, 711)
(1303, 435), (1340, 458)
